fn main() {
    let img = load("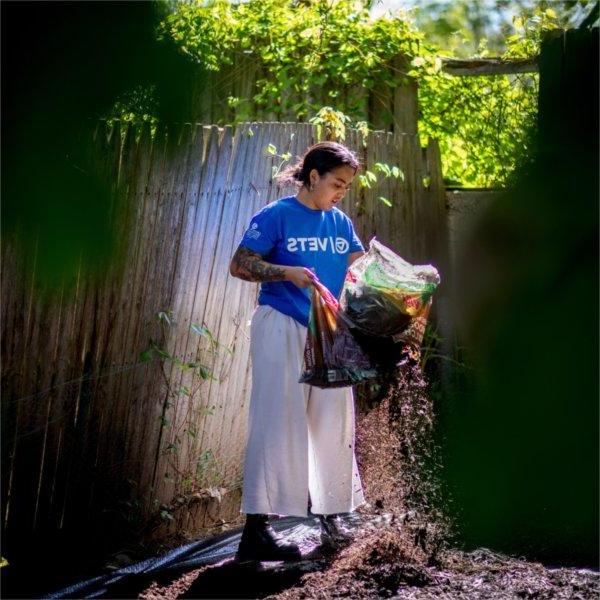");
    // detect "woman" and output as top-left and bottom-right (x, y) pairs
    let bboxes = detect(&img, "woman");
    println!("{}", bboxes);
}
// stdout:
(229, 141), (366, 561)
